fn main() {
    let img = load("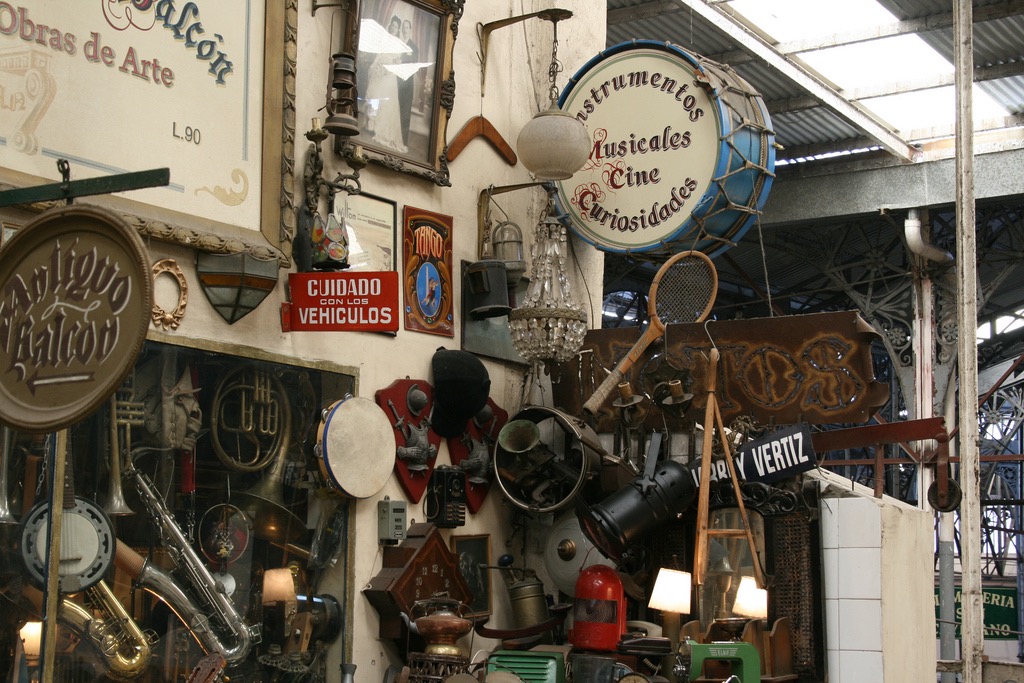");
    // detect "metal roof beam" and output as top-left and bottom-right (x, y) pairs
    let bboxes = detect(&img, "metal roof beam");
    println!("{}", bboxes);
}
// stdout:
(669, 0), (919, 162)
(607, 0), (682, 25)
